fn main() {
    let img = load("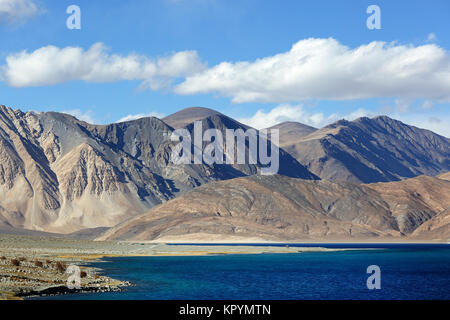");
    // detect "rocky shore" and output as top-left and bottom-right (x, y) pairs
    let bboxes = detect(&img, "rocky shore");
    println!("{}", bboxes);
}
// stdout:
(0, 233), (344, 299)
(0, 235), (137, 299)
